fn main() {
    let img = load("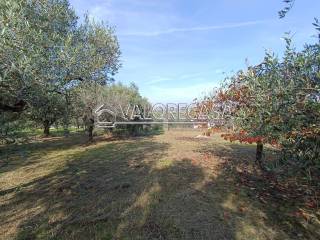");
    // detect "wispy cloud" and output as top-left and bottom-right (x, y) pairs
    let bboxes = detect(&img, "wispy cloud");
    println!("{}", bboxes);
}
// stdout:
(146, 72), (204, 85)
(119, 19), (272, 37)
(146, 76), (172, 85)
(146, 70), (226, 85)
